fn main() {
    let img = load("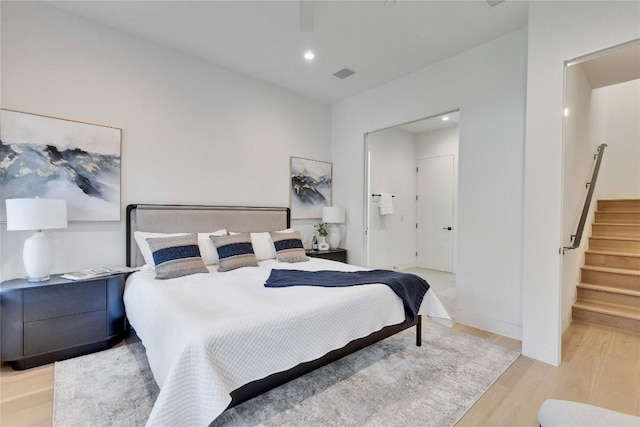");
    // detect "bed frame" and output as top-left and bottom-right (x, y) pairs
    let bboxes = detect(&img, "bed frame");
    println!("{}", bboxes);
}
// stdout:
(125, 204), (421, 408)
